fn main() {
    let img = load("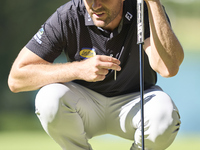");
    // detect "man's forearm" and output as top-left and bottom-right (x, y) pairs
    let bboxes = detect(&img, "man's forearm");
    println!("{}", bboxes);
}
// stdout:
(144, 0), (184, 77)
(8, 62), (79, 93)
(8, 53), (121, 93)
